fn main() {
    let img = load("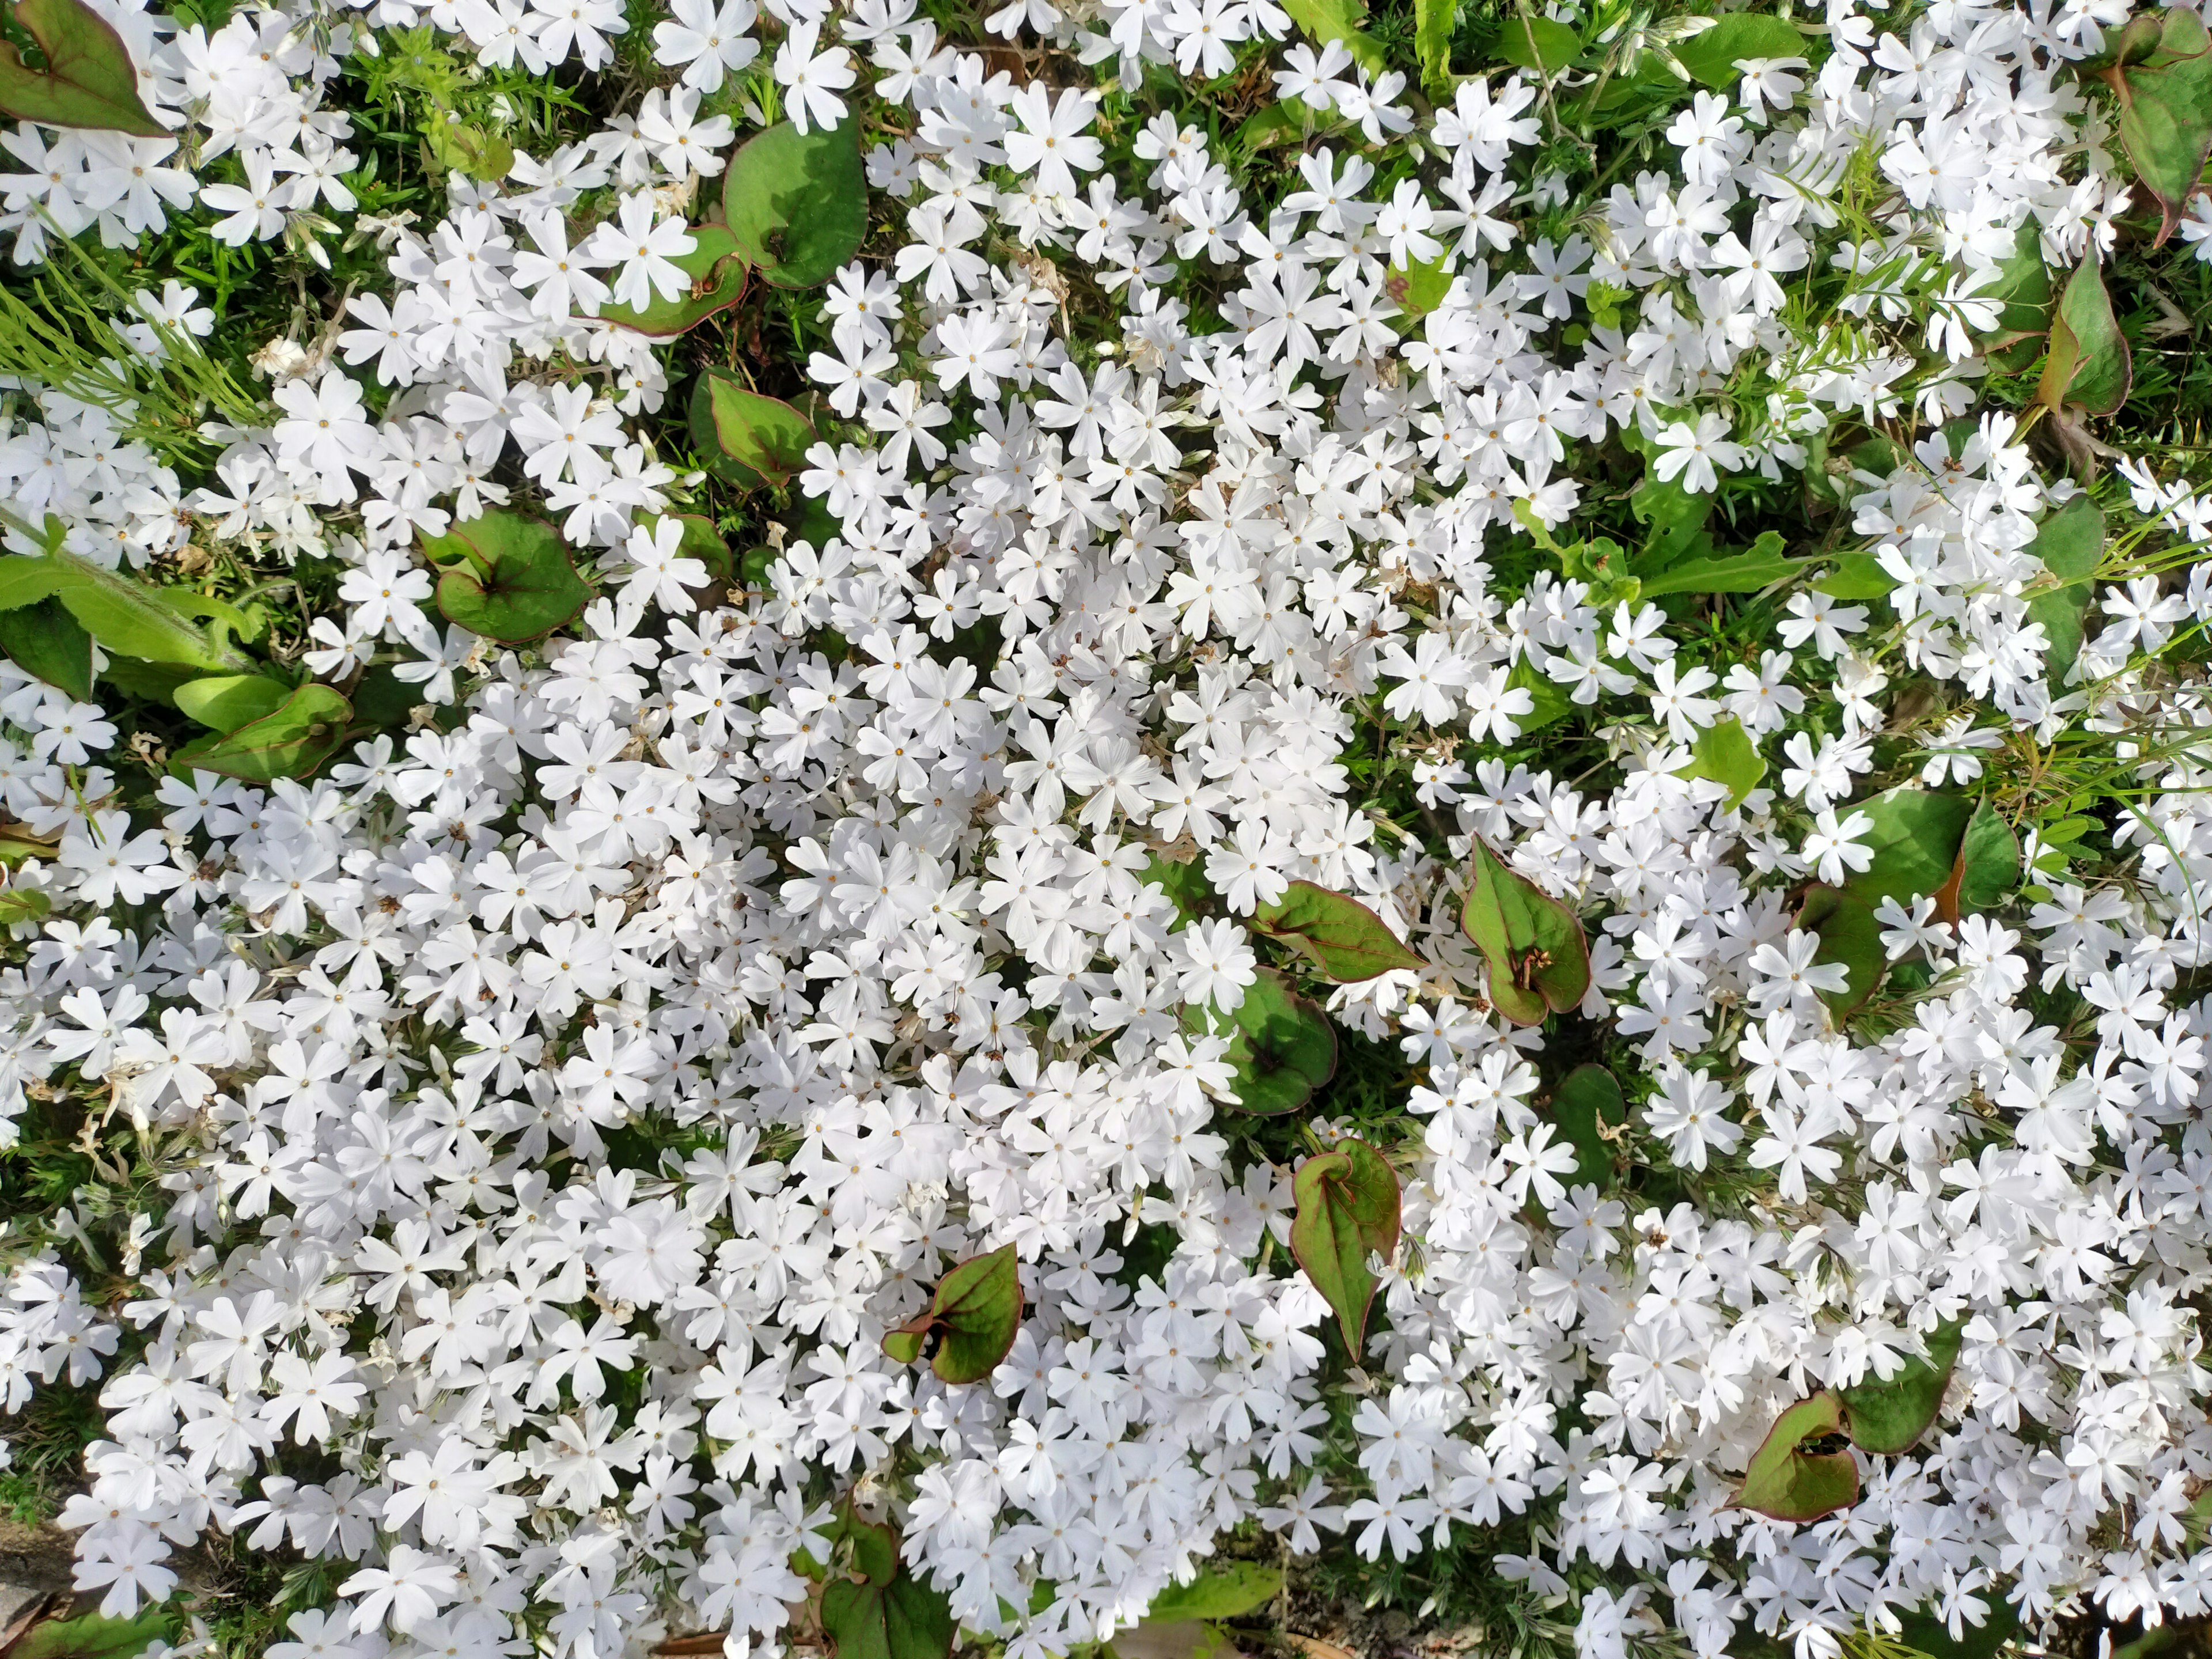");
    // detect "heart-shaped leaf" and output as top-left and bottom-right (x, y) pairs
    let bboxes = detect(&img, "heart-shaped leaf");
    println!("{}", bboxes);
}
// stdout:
(690, 369), (818, 489)
(1551, 1063), (1624, 1186)
(0, 0), (166, 136)
(1796, 885), (1885, 1016)
(2101, 8), (2212, 244)
(0, 597), (91, 699)
(170, 683), (352, 783)
(1735, 1392), (1858, 1522)
(2038, 257), (2131, 418)
(424, 512), (590, 644)
(819, 1512), (955, 1659)
(173, 673), (294, 732)
(1838, 1319), (1964, 1456)
(881, 1244), (1022, 1384)
(605, 224), (748, 335)
(722, 118), (868, 289)
(1460, 839), (1590, 1024)
(1180, 969), (1338, 1114)
(1675, 715), (1766, 806)
(1252, 881), (1422, 981)
(1933, 801), (2018, 925)
(1290, 1137), (1400, 1353)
